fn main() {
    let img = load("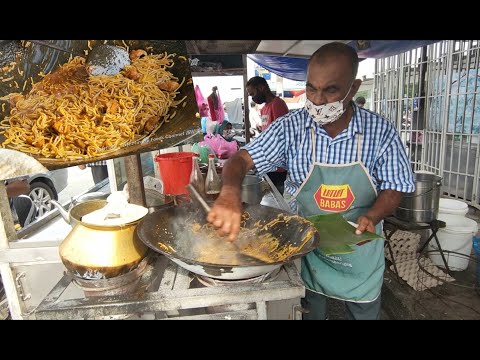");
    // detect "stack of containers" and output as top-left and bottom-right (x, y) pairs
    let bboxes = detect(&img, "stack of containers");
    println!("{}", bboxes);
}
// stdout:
(428, 198), (478, 271)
